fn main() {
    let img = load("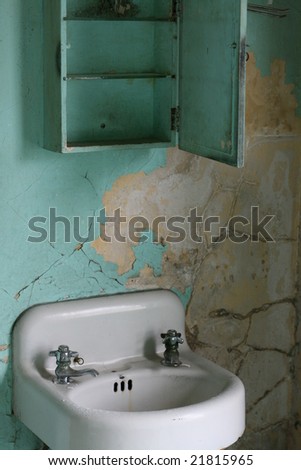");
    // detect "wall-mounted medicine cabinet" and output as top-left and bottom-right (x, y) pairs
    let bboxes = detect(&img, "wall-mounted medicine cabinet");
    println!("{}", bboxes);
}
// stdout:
(44, 0), (247, 167)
